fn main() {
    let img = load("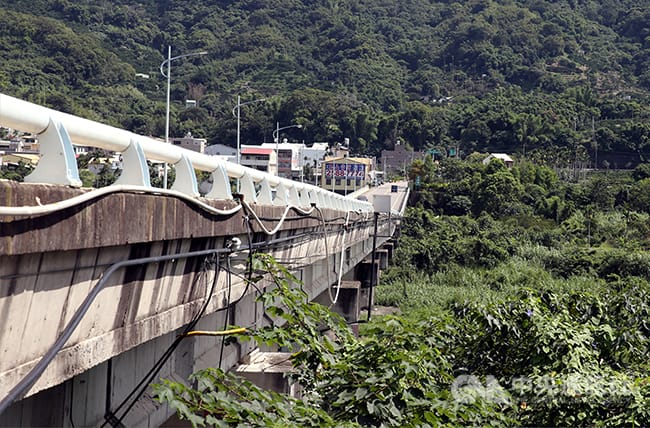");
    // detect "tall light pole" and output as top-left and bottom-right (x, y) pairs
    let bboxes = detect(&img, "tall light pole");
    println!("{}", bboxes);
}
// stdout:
(273, 122), (303, 176)
(160, 46), (207, 188)
(273, 123), (303, 148)
(231, 96), (266, 165)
